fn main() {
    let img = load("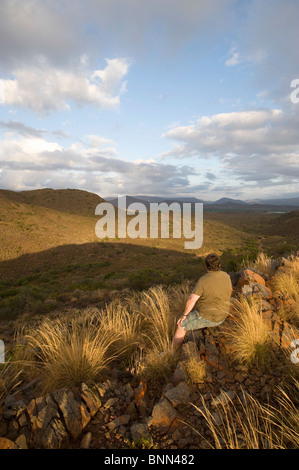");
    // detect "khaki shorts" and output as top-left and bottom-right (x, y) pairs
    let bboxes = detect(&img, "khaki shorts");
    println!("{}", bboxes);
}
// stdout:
(181, 310), (225, 331)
